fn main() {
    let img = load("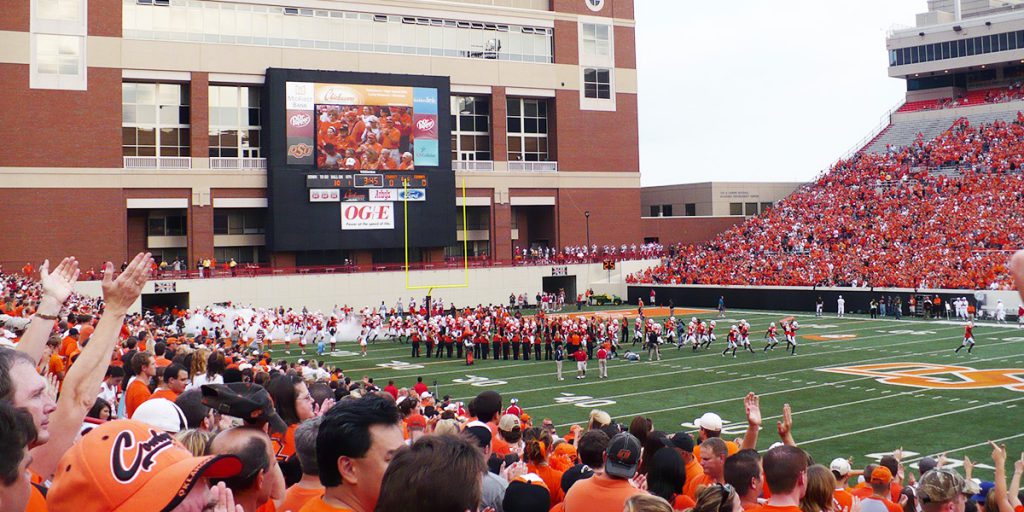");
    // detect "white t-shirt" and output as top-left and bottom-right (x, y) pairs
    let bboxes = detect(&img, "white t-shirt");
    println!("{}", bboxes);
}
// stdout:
(189, 373), (224, 390)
